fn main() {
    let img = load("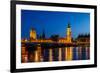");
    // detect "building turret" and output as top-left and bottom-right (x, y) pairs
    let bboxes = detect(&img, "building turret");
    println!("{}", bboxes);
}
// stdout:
(30, 28), (37, 41)
(42, 29), (45, 39)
